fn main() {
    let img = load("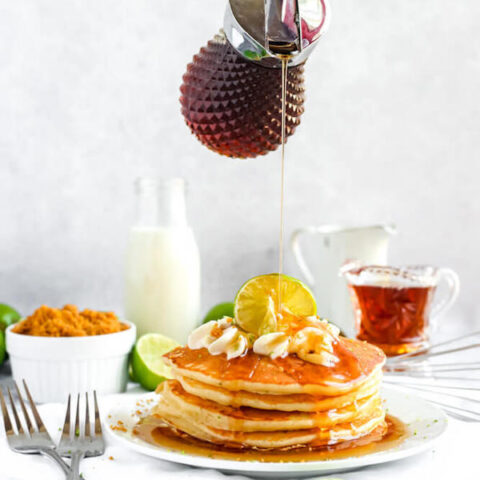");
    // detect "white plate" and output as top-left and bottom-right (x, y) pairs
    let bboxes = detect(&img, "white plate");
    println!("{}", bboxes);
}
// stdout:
(105, 386), (447, 478)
